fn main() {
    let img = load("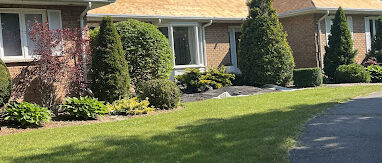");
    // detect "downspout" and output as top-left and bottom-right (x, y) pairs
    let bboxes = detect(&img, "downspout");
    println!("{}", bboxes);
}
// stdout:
(156, 18), (162, 26)
(317, 10), (329, 70)
(80, 2), (92, 83)
(202, 20), (213, 69)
